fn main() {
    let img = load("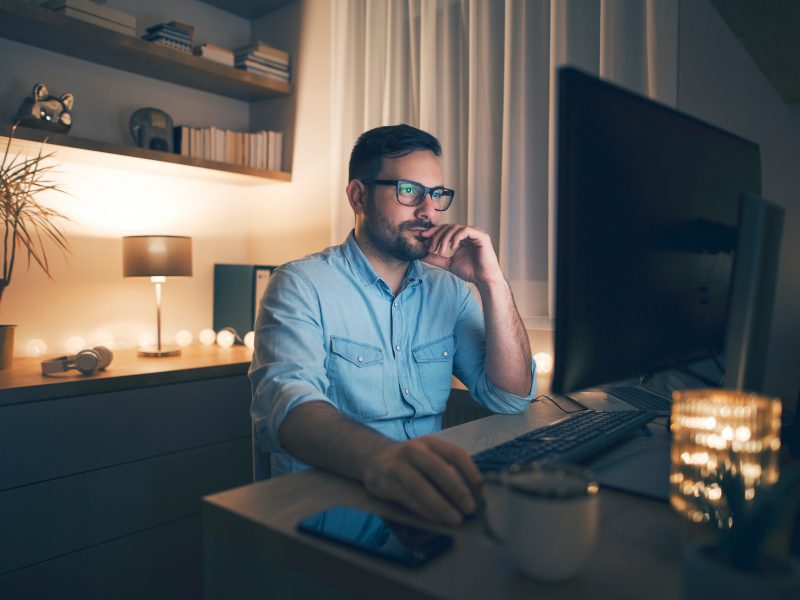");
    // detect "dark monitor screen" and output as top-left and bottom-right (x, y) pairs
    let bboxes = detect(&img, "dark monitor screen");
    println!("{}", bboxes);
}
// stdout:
(552, 68), (762, 394)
